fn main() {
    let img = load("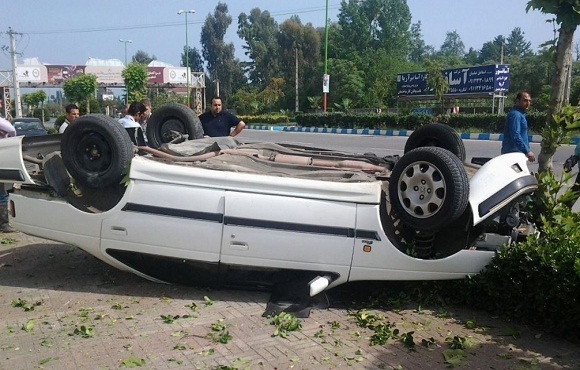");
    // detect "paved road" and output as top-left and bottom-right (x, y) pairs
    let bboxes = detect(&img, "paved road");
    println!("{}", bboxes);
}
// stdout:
(1, 233), (579, 369)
